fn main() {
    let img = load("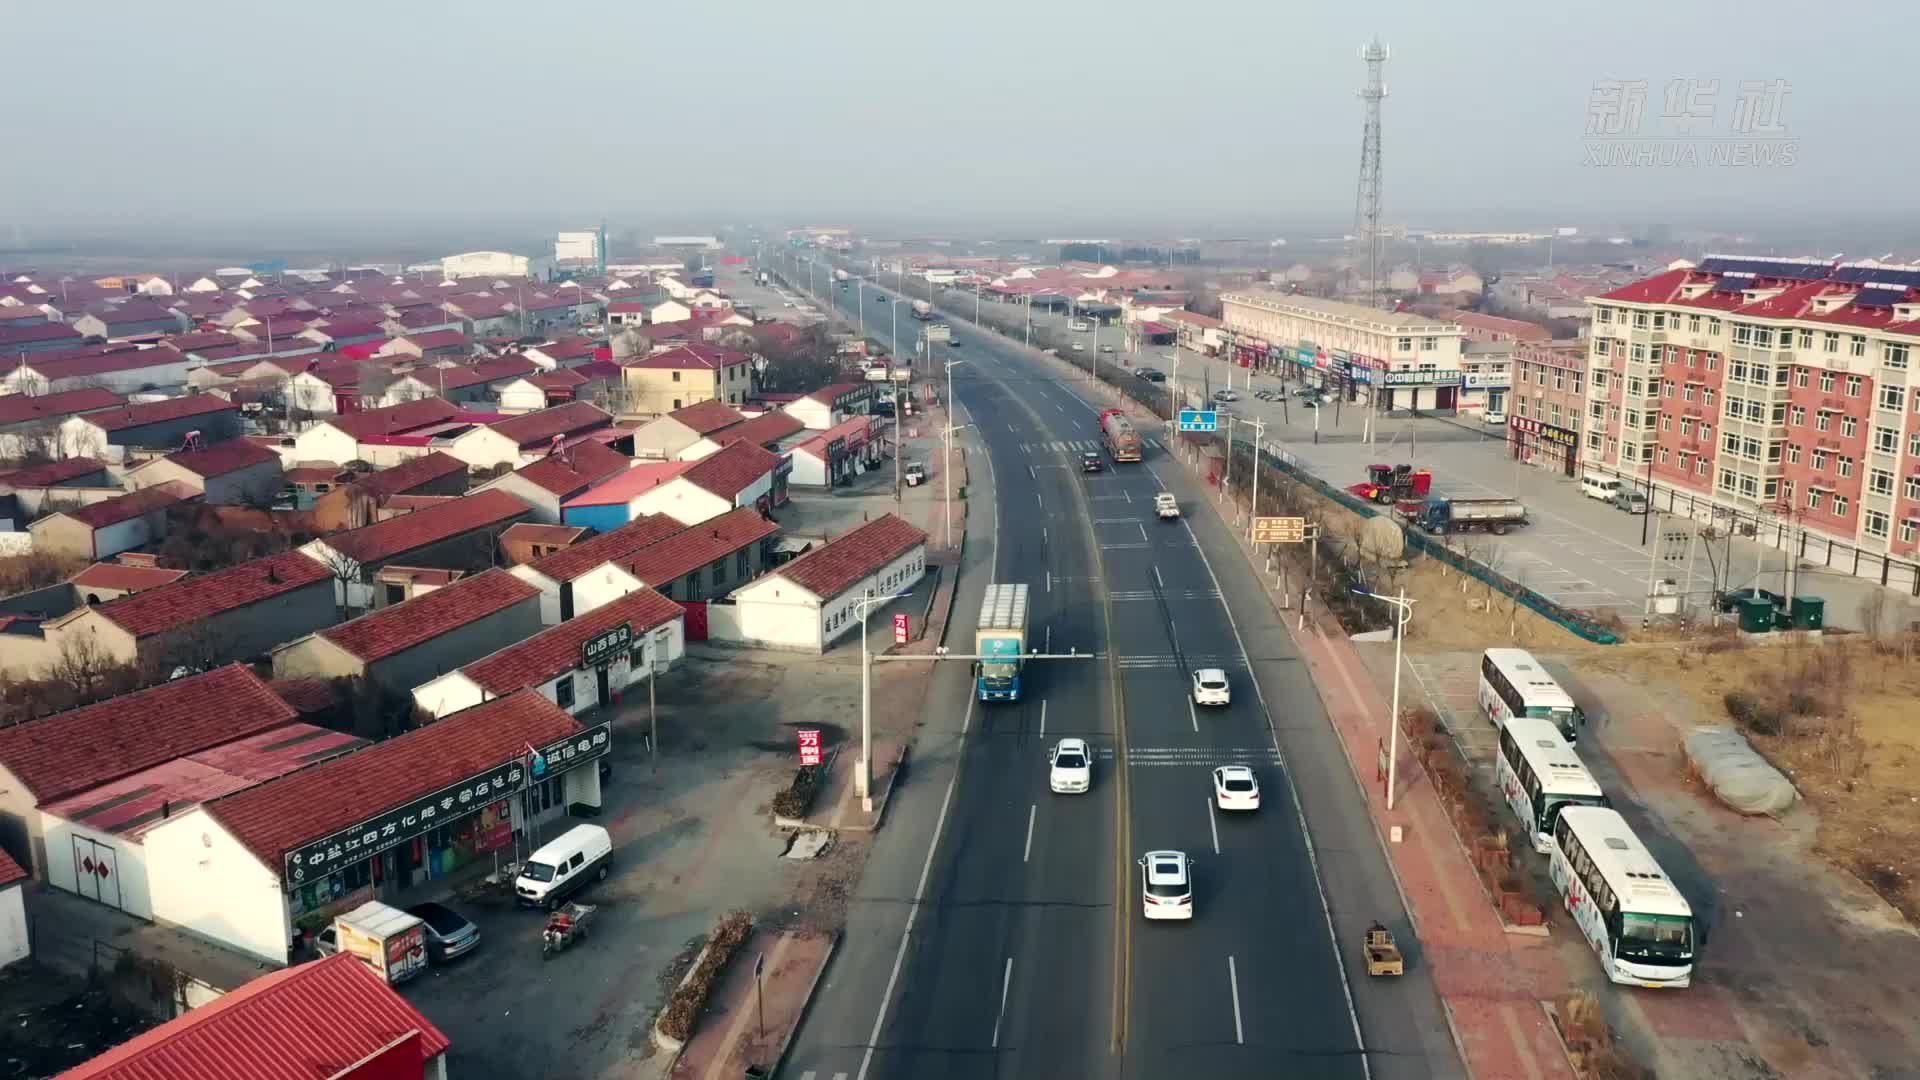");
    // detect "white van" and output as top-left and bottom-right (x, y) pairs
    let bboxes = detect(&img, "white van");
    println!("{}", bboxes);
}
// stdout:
(514, 824), (612, 909)
(1580, 474), (1622, 501)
